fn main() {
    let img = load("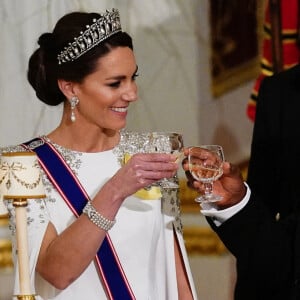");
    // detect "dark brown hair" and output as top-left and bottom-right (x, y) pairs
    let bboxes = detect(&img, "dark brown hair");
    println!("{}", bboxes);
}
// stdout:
(27, 12), (133, 106)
